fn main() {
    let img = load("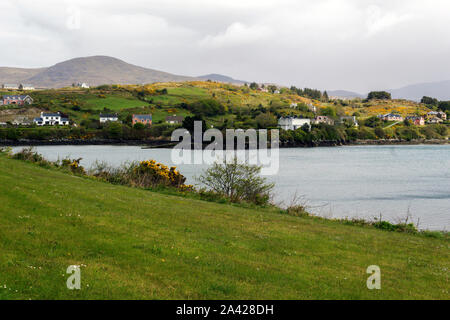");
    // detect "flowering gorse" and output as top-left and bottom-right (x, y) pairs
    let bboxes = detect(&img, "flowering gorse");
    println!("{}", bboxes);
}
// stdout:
(133, 160), (190, 189)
